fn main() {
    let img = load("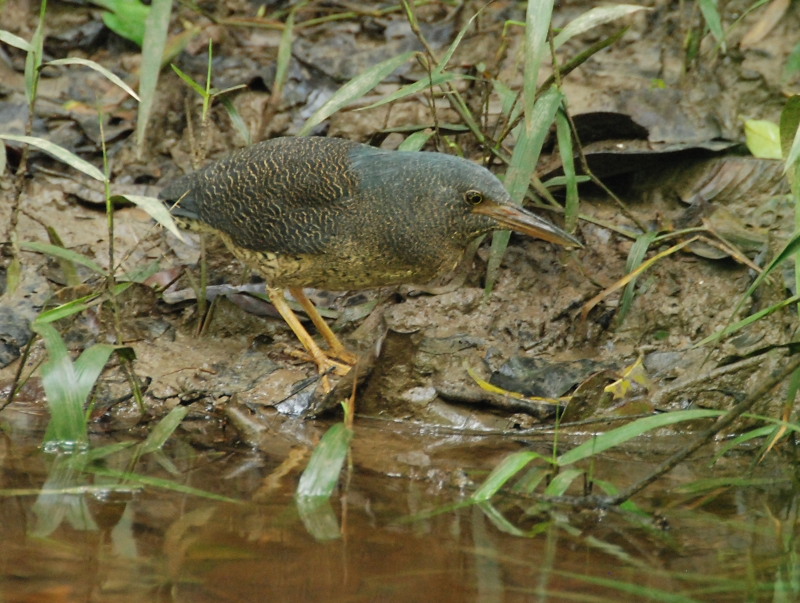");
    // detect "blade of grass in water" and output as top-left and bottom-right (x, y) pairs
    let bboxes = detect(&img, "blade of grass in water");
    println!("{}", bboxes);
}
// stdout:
(33, 323), (88, 448)
(296, 422), (353, 499)
(543, 468), (584, 496)
(136, 0), (172, 159)
(472, 451), (551, 502)
(557, 409), (723, 466)
(140, 405), (189, 455)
